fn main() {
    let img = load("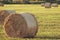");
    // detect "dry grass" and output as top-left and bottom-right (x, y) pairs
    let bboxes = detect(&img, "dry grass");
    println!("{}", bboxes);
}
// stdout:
(0, 4), (60, 40)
